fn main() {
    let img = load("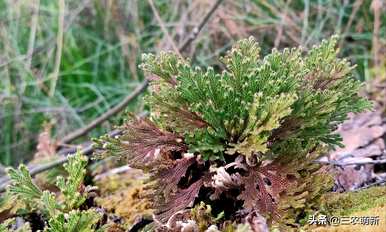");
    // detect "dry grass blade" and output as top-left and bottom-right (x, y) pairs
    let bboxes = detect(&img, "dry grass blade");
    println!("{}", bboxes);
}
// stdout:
(371, 0), (382, 75)
(49, 0), (65, 96)
(148, 0), (181, 56)
(59, 80), (149, 145)
(25, 0), (40, 69)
